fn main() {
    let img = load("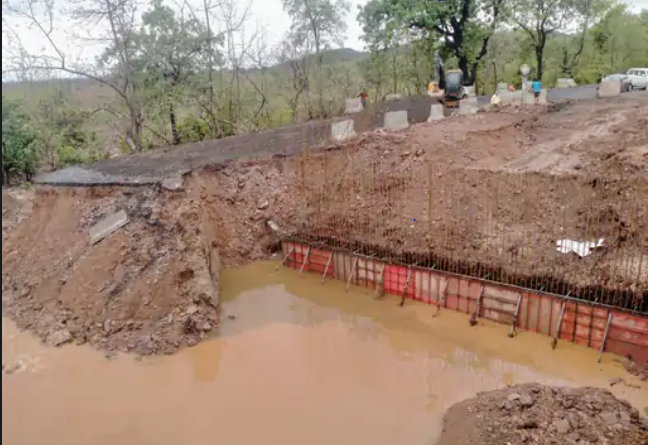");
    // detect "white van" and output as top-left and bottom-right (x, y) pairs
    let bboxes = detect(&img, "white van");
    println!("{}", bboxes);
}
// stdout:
(626, 68), (648, 90)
